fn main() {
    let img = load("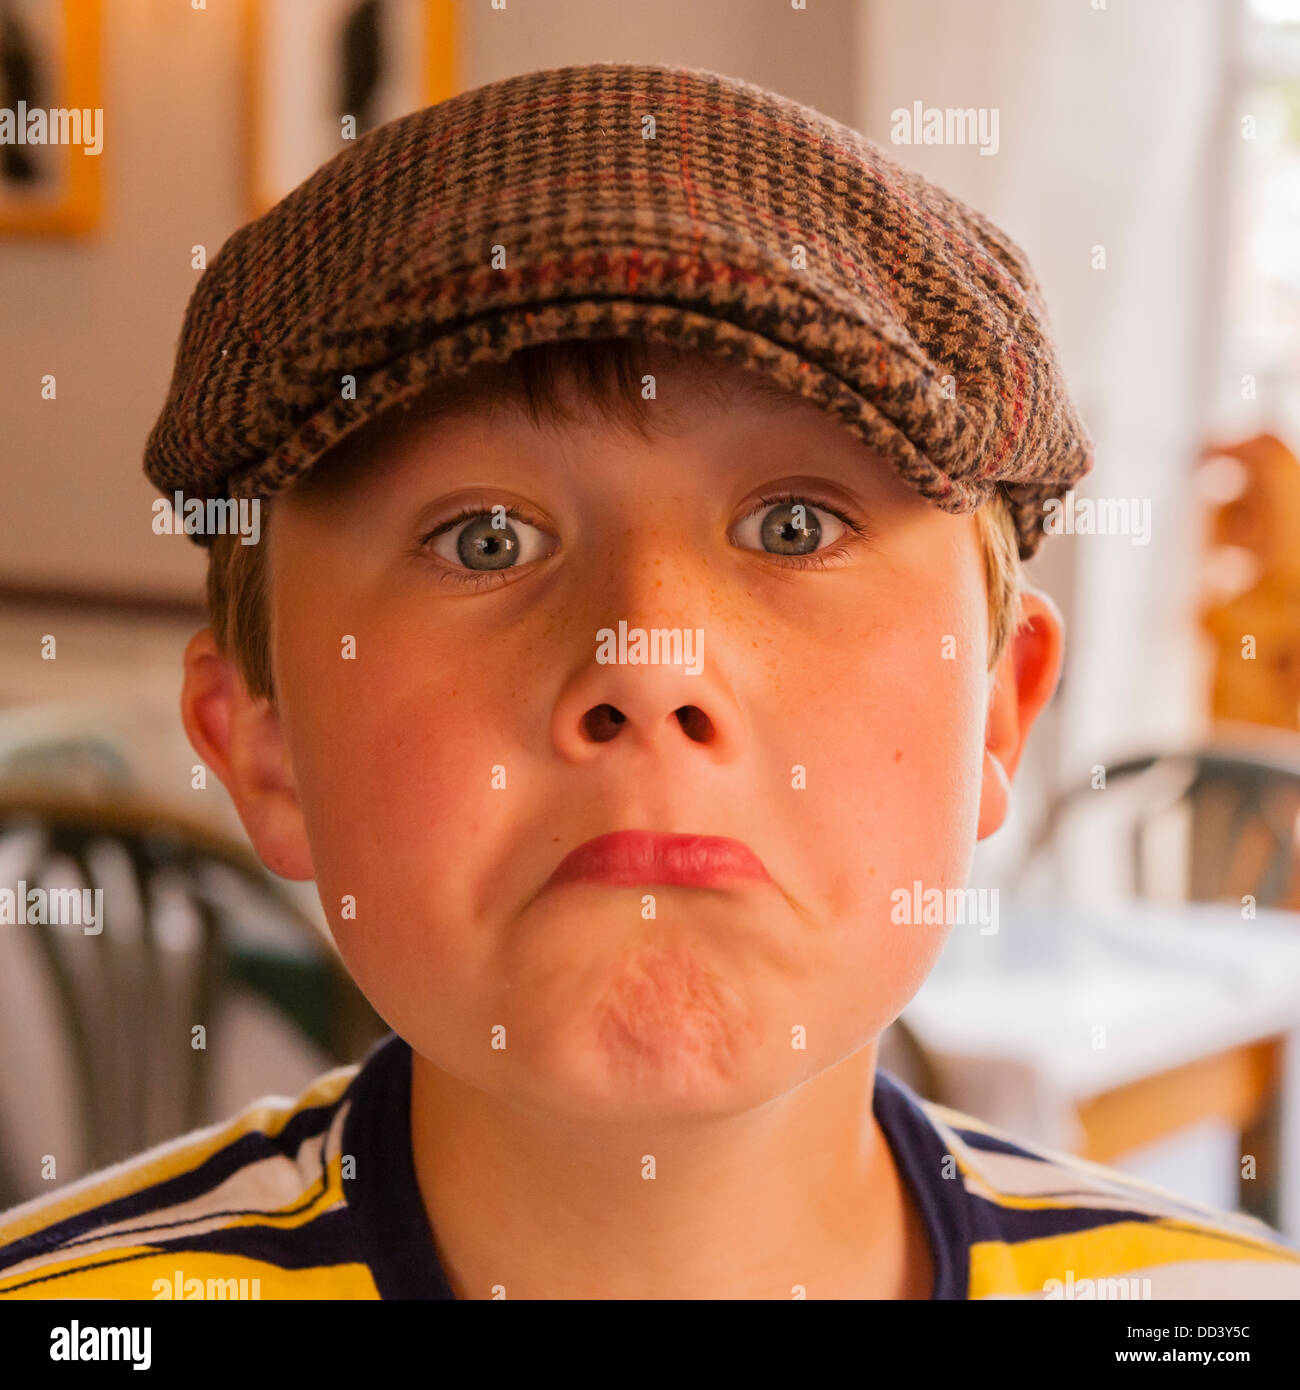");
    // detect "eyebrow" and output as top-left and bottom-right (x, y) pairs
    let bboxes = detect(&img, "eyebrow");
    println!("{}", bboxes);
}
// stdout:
(717, 372), (808, 414)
